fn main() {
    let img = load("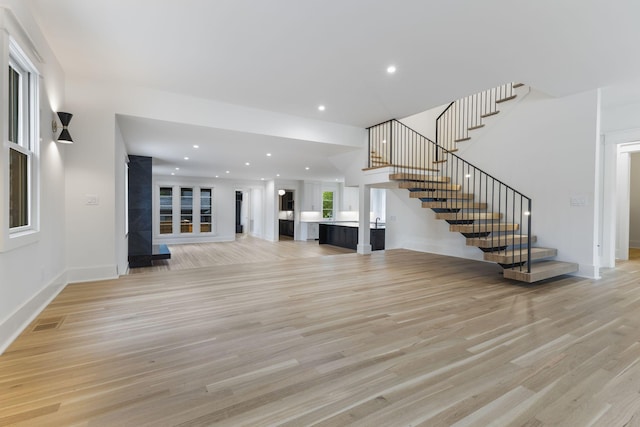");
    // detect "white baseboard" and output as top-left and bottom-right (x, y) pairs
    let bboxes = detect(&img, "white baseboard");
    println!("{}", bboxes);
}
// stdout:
(0, 271), (67, 355)
(573, 264), (600, 280)
(66, 264), (118, 284)
(630, 240), (640, 249)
